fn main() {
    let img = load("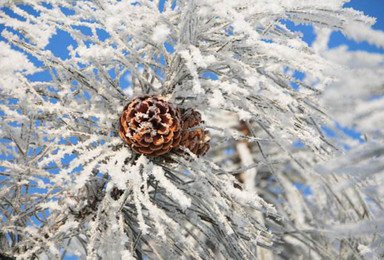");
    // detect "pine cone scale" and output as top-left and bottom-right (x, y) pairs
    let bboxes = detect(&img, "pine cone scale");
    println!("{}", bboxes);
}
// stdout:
(119, 94), (182, 156)
(120, 95), (209, 157)
(178, 108), (210, 157)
